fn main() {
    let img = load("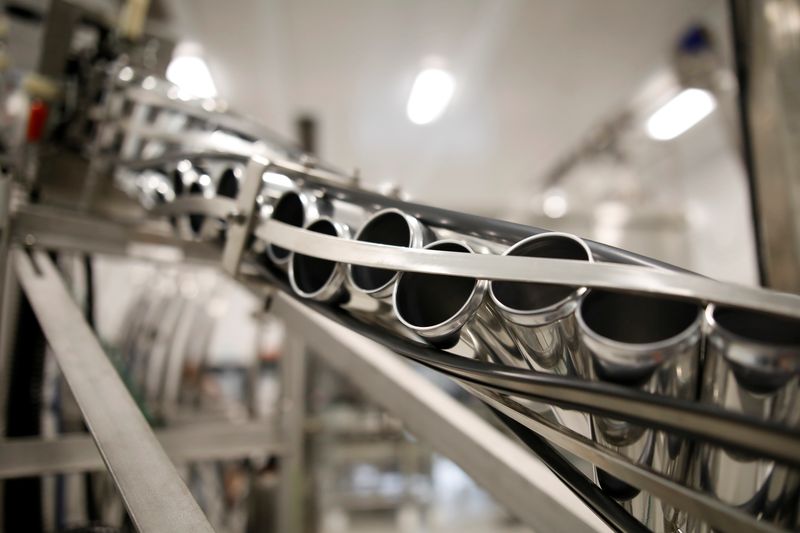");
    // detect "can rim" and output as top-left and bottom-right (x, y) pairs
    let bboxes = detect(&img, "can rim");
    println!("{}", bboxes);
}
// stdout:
(393, 239), (487, 342)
